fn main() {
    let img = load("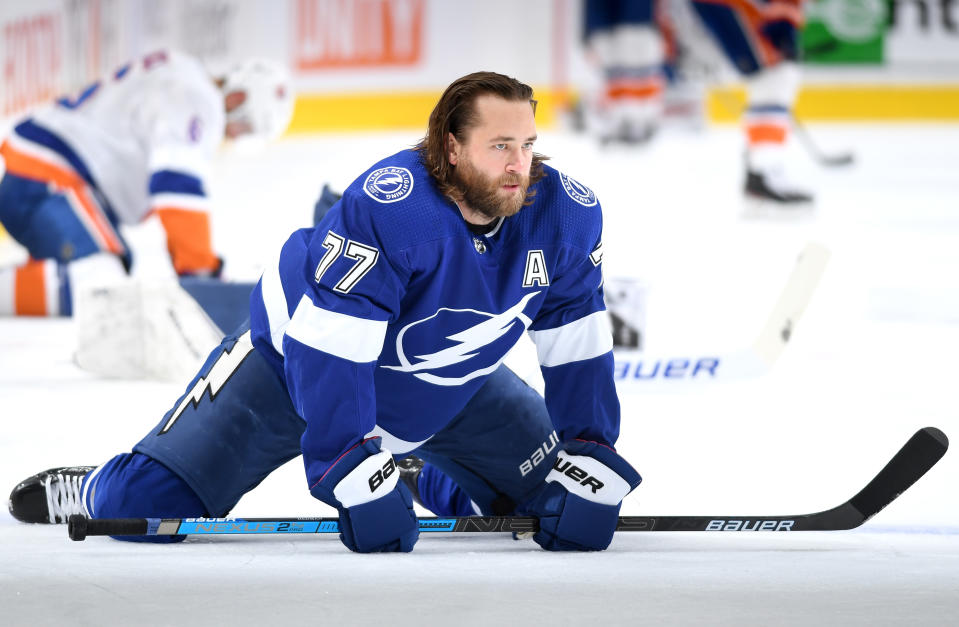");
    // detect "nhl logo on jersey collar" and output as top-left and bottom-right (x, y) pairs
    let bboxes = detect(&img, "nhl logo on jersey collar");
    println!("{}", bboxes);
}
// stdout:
(364, 166), (414, 203)
(559, 172), (597, 207)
